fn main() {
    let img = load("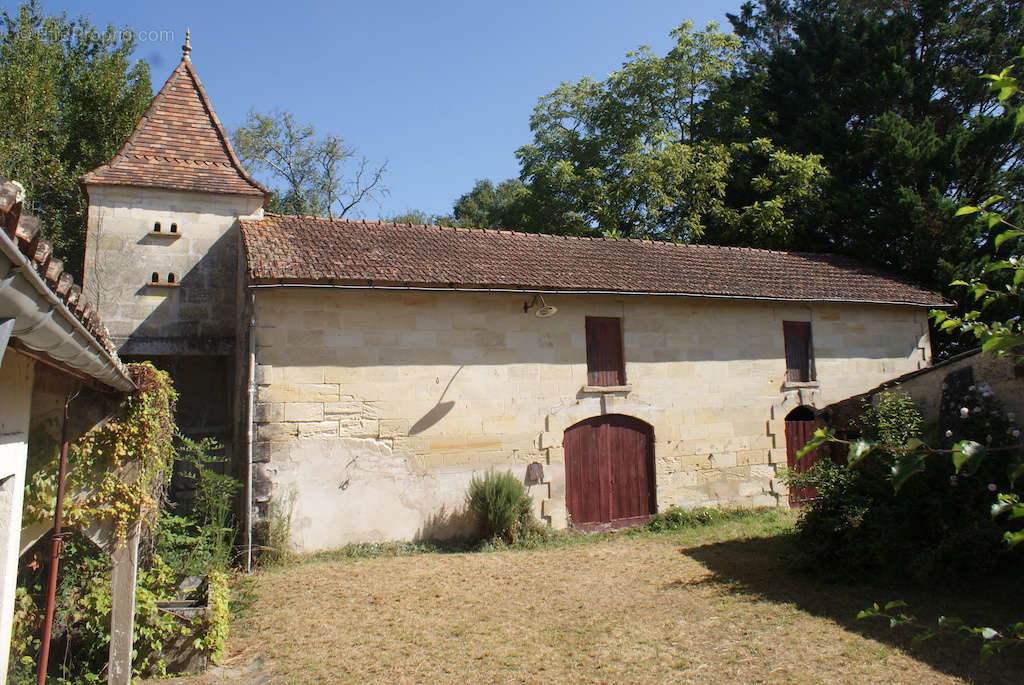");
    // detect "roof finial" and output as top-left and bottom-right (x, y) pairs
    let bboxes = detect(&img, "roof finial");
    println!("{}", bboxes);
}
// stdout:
(182, 28), (191, 60)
